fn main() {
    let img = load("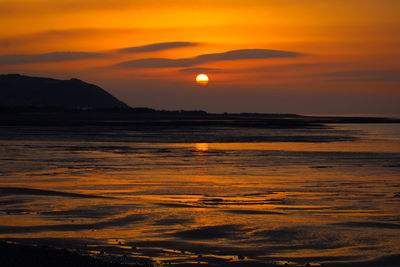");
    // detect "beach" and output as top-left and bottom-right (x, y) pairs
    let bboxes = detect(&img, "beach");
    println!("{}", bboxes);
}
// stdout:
(0, 114), (399, 266)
